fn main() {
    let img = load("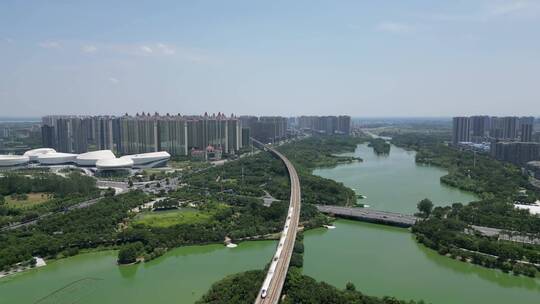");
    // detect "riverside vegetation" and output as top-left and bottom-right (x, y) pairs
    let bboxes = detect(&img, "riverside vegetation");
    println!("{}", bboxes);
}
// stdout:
(197, 232), (425, 304)
(117, 135), (368, 262)
(367, 138), (391, 155)
(382, 131), (540, 276)
(0, 172), (98, 227)
(0, 136), (366, 270)
(196, 136), (429, 303)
